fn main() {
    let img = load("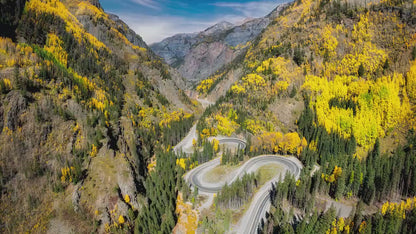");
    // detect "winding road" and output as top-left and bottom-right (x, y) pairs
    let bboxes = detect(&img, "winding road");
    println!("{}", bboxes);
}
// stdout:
(174, 124), (198, 154)
(183, 141), (302, 233)
(174, 114), (302, 233)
